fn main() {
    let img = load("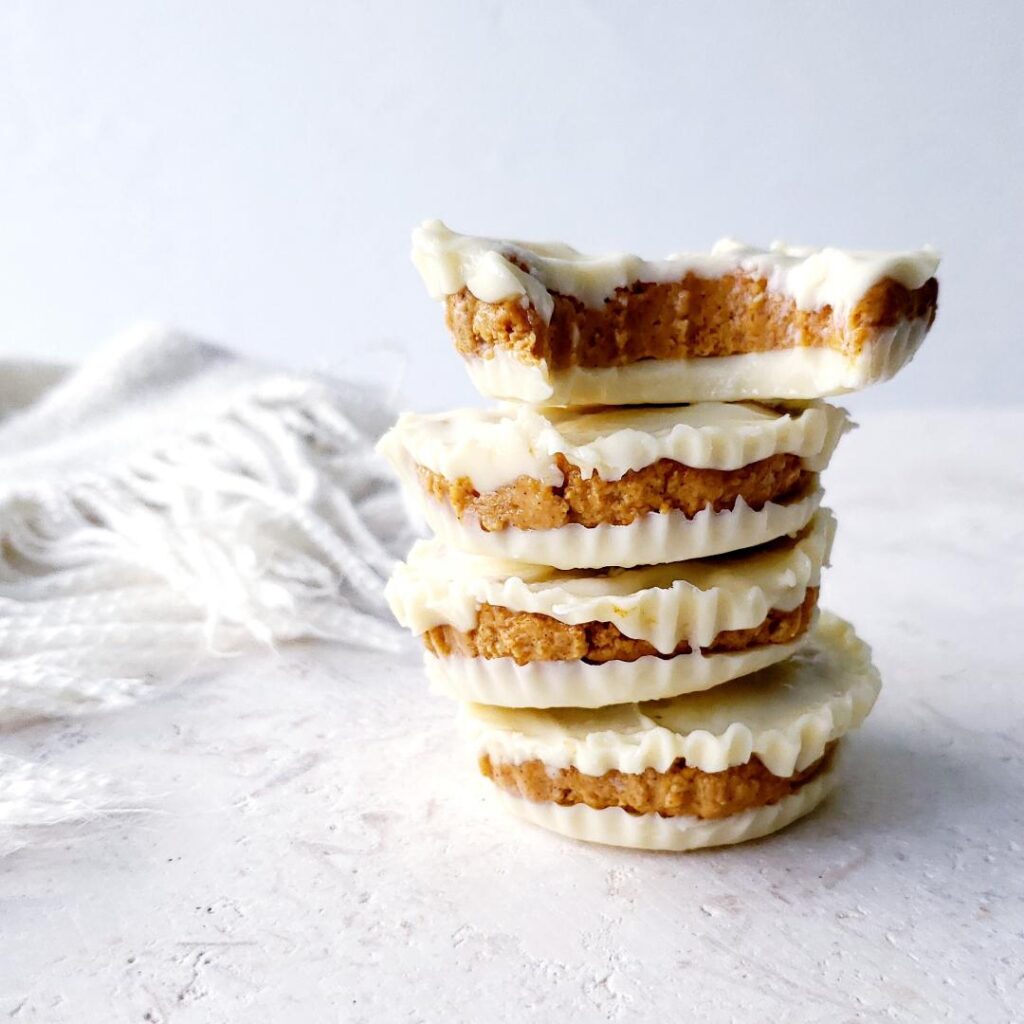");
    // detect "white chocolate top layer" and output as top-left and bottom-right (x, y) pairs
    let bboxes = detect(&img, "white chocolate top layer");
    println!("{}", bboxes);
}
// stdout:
(412, 220), (939, 323)
(376, 401), (848, 493)
(387, 512), (832, 654)
(464, 613), (879, 777)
